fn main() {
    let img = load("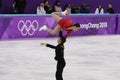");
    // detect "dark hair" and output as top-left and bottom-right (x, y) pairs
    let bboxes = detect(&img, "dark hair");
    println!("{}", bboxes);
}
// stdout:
(40, 1), (44, 4)
(55, 0), (60, 6)
(74, 23), (80, 27)
(60, 36), (66, 44)
(98, 5), (102, 8)
(66, 3), (71, 7)
(44, 0), (48, 3)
